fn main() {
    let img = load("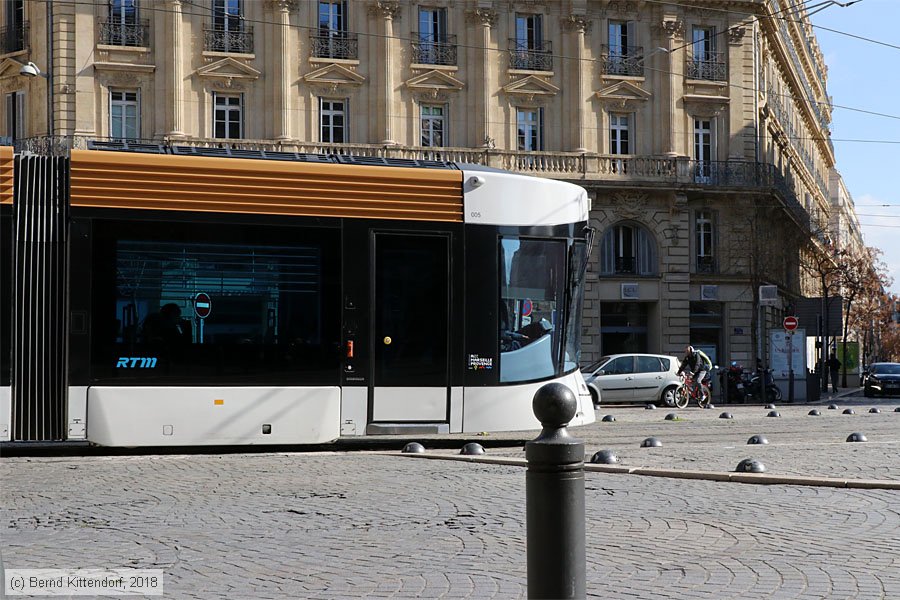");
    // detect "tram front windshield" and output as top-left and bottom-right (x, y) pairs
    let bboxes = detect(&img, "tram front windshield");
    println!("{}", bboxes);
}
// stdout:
(499, 236), (583, 383)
